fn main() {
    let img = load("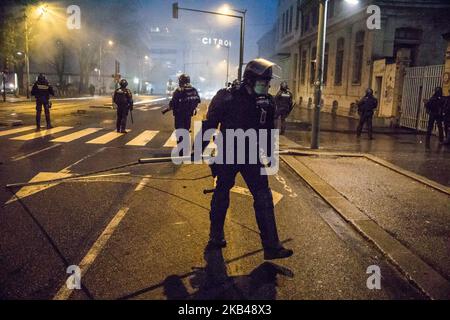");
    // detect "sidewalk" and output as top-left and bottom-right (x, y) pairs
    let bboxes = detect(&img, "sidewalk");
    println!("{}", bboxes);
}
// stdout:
(279, 136), (450, 299)
(284, 108), (450, 187)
